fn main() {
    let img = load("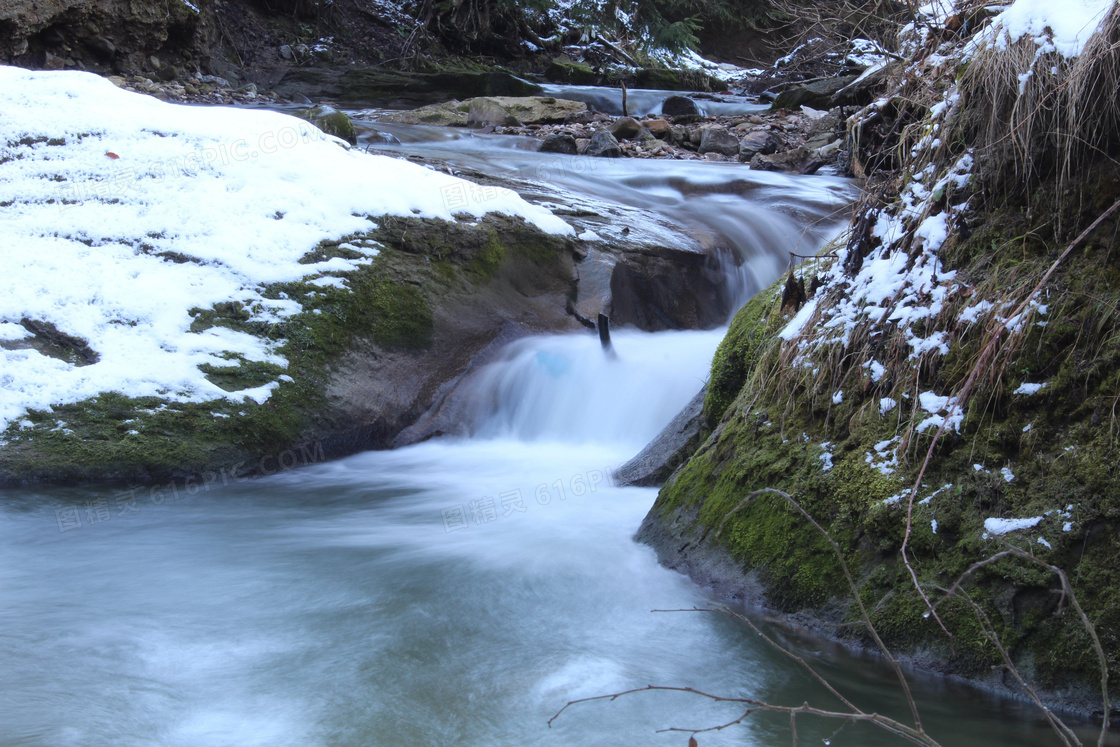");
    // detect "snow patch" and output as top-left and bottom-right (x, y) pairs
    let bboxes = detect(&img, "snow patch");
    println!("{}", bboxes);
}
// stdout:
(984, 515), (1044, 536)
(0, 68), (571, 431)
